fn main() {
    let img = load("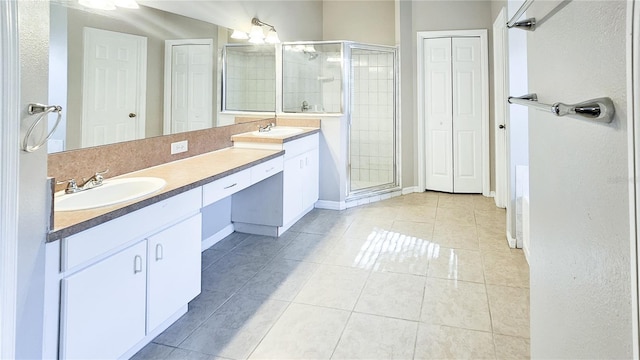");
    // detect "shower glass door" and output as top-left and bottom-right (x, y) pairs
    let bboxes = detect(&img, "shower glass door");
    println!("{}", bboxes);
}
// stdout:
(348, 45), (397, 197)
